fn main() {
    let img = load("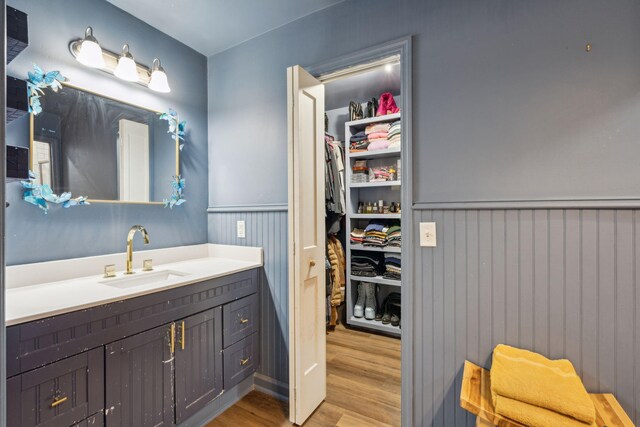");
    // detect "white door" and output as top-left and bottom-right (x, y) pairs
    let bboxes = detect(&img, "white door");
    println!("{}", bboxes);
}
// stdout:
(118, 119), (150, 202)
(287, 65), (326, 425)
